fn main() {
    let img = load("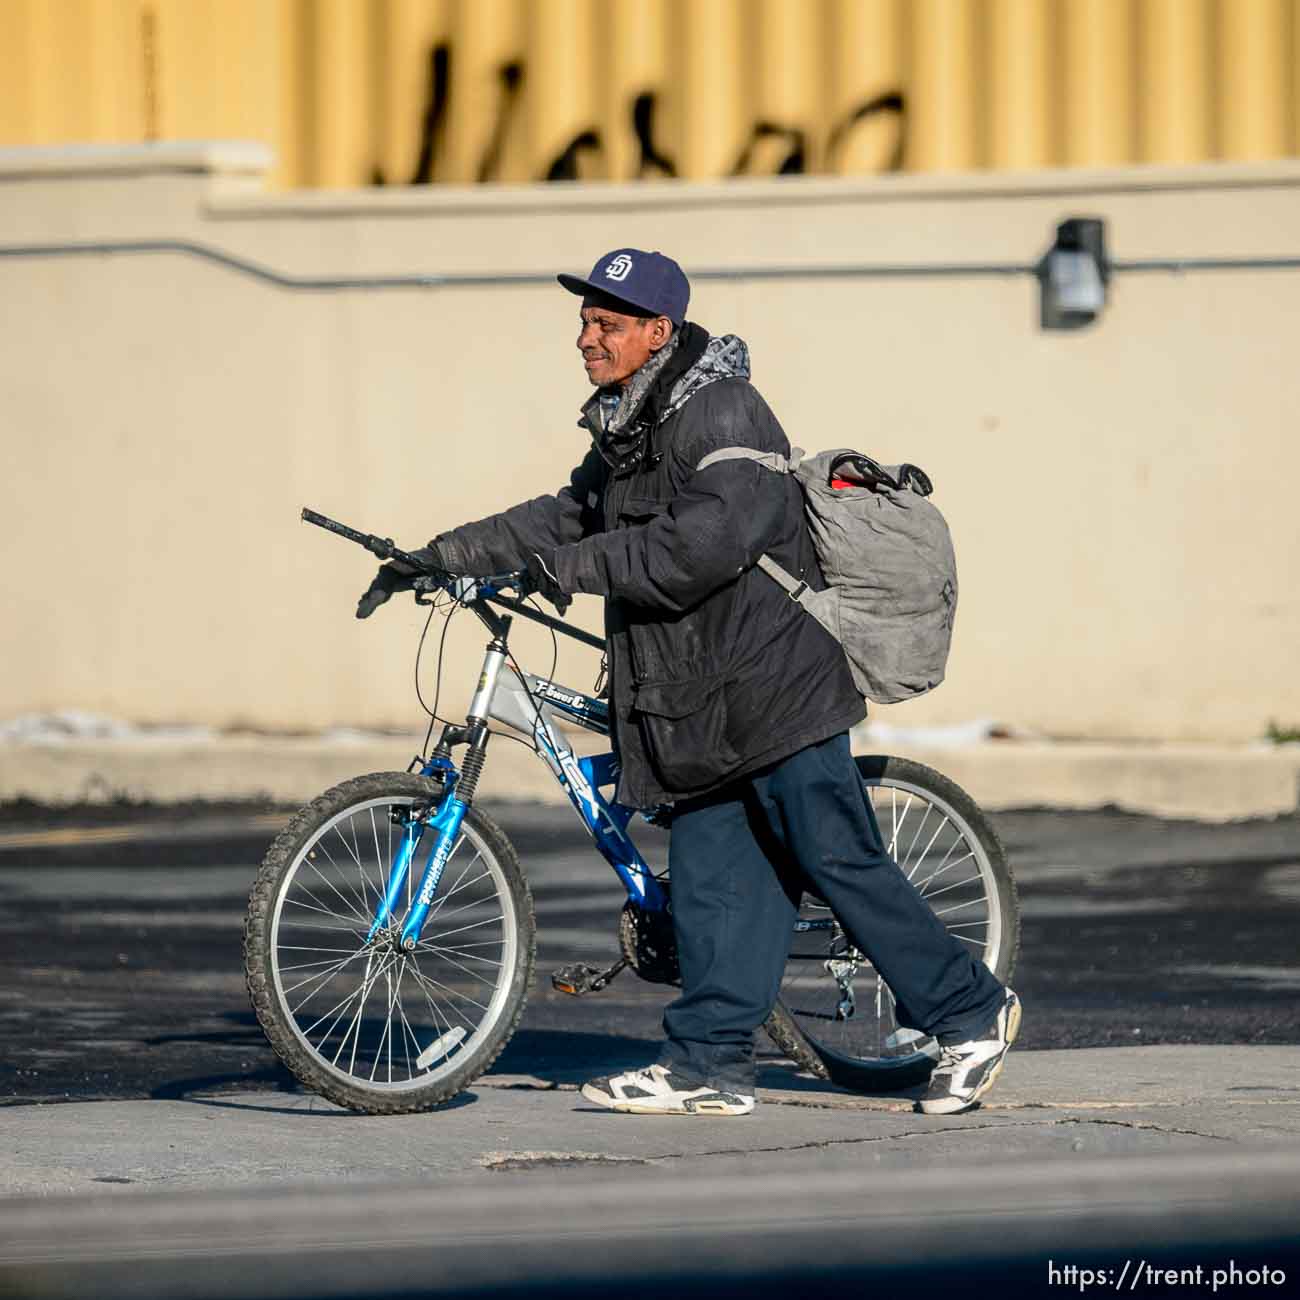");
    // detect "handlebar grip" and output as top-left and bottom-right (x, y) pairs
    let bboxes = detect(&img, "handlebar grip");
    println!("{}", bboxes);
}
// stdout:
(301, 507), (428, 570)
